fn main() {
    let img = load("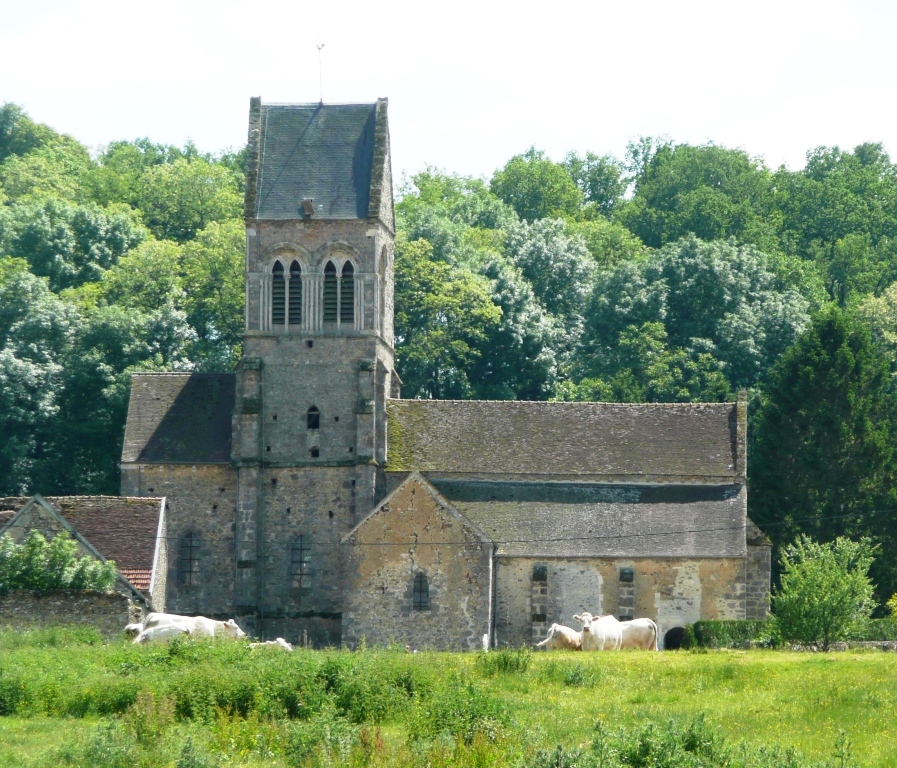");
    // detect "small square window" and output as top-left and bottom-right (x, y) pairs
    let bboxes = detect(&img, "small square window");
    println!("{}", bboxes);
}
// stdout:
(619, 567), (634, 584)
(310, 447), (320, 458)
(532, 565), (548, 583)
